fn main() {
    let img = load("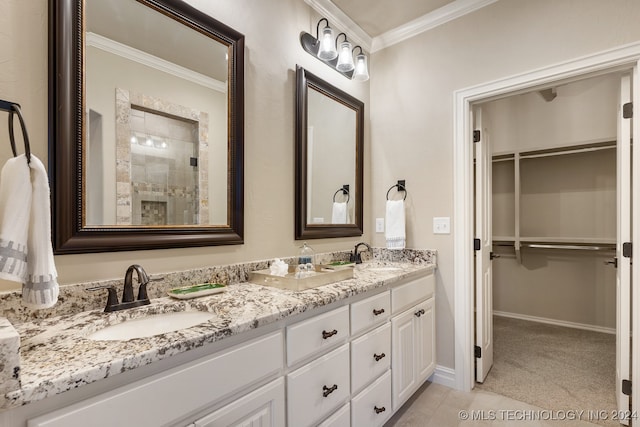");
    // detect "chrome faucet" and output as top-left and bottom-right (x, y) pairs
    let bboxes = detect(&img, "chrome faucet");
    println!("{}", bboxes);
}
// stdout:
(88, 264), (152, 312)
(351, 242), (372, 264)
